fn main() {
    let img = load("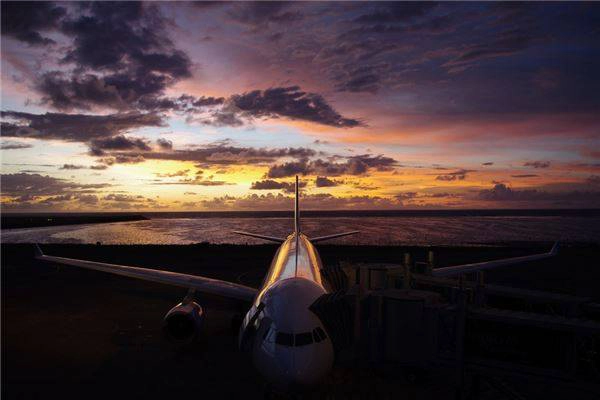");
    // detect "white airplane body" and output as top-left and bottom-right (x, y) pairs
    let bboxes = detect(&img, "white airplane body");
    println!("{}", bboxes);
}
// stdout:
(35, 176), (558, 391)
